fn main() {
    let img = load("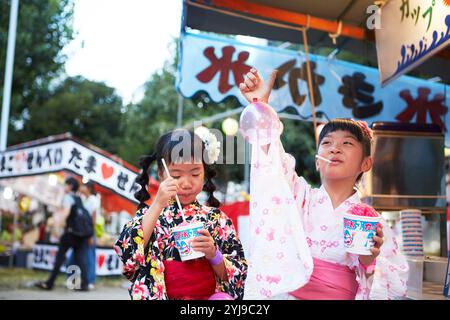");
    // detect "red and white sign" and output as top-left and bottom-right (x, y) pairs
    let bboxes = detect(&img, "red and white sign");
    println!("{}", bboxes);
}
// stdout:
(0, 140), (139, 203)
